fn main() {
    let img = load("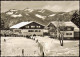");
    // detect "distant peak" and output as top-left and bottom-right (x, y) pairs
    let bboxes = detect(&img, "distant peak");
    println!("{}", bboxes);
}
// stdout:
(24, 7), (29, 10)
(24, 8), (33, 12)
(9, 9), (18, 12)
